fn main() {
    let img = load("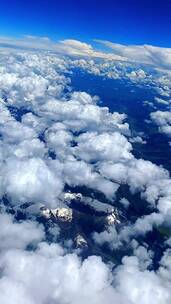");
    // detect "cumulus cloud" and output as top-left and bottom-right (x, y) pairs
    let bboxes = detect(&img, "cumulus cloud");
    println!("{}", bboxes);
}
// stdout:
(0, 247), (118, 304)
(0, 49), (170, 215)
(151, 111), (171, 137)
(99, 158), (170, 205)
(0, 212), (117, 304)
(2, 157), (63, 206)
(0, 211), (170, 304)
(74, 131), (133, 163)
(0, 44), (171, 304)
(0, 49), (170, 216)
(114, 255), (171, 304)
(0, 212), (44, 251)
